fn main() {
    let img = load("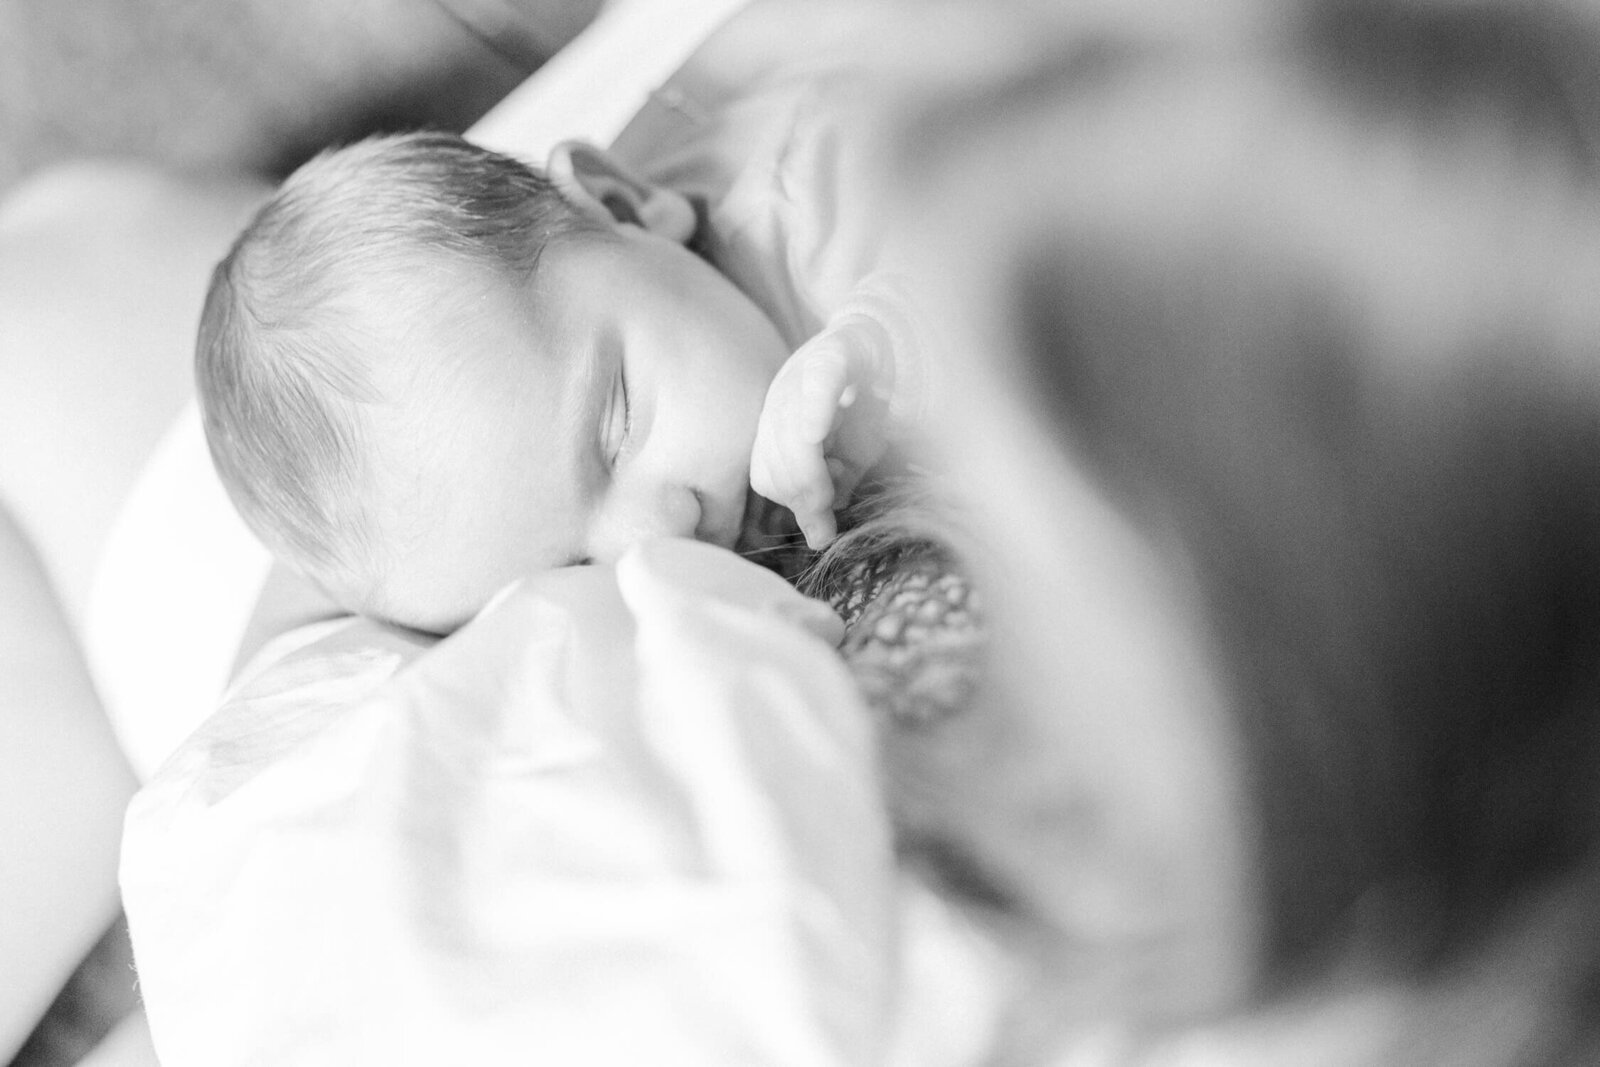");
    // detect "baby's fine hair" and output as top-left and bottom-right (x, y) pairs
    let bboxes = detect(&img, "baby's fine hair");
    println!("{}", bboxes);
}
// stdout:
(196, 131), (594, 593)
